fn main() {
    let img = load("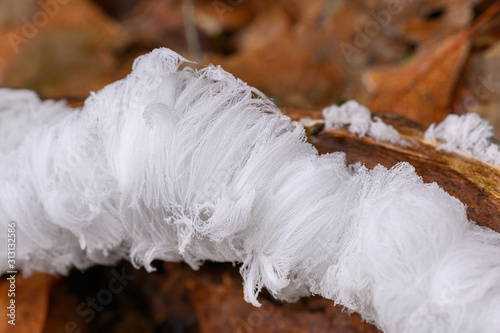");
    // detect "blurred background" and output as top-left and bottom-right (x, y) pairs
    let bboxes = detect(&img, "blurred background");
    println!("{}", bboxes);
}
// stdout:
(1, 1), (500, 332)
(1, 0), (500, 134)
